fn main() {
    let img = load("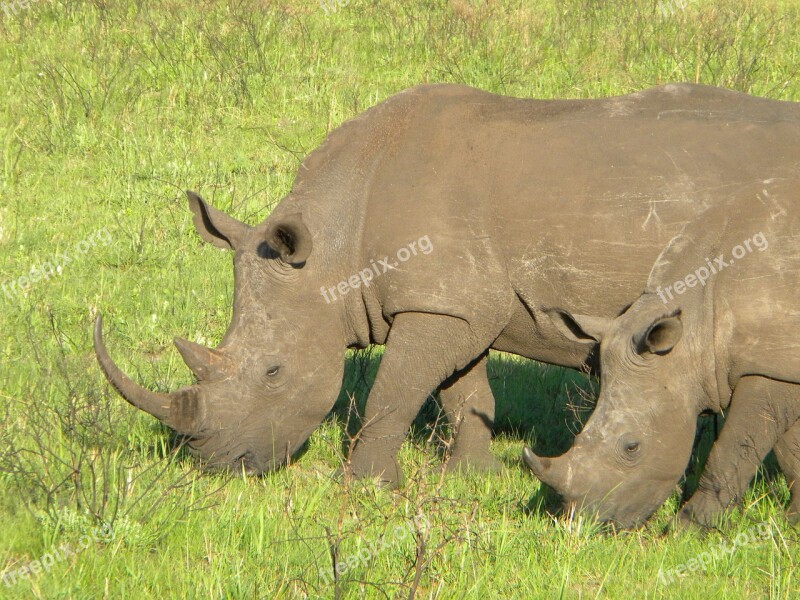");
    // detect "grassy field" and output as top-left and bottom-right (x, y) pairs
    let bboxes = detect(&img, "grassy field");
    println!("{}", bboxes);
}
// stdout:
(2, 0), (800, 597)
